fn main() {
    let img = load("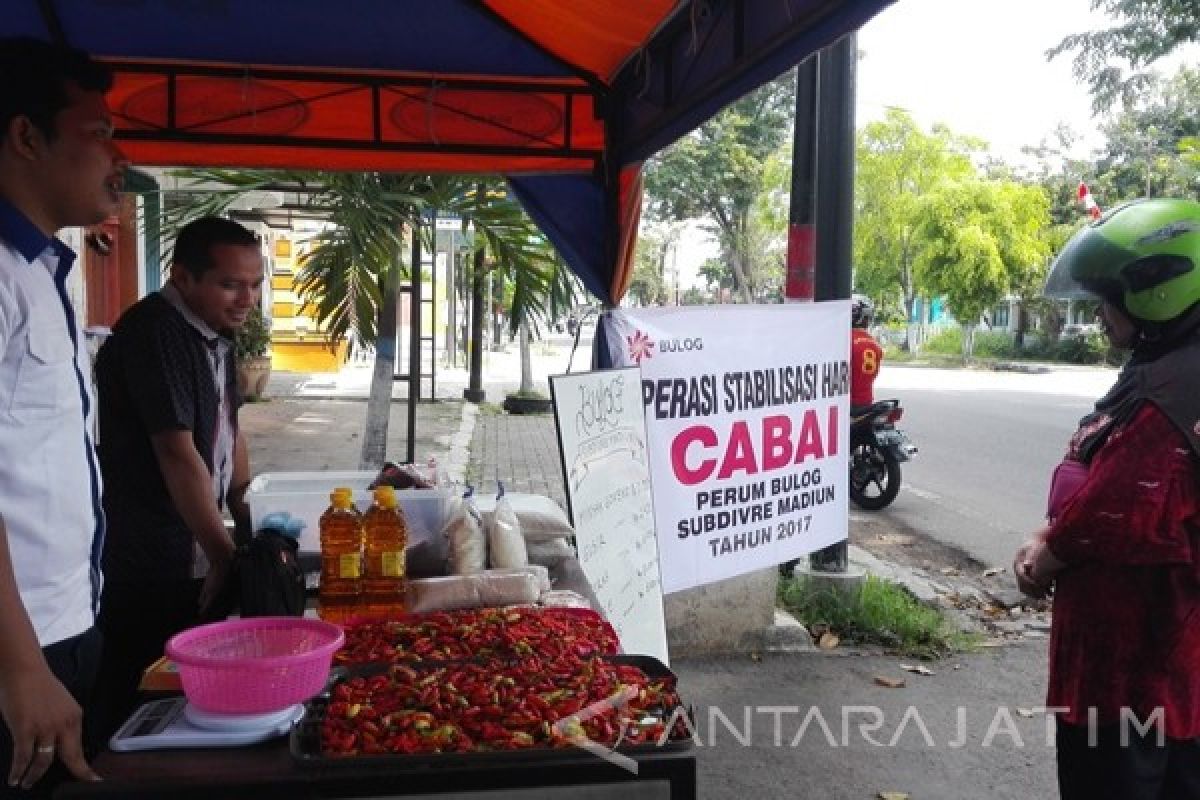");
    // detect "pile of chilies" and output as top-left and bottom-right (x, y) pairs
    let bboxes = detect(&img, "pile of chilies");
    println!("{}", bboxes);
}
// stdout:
(323, 608), (688, 756)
